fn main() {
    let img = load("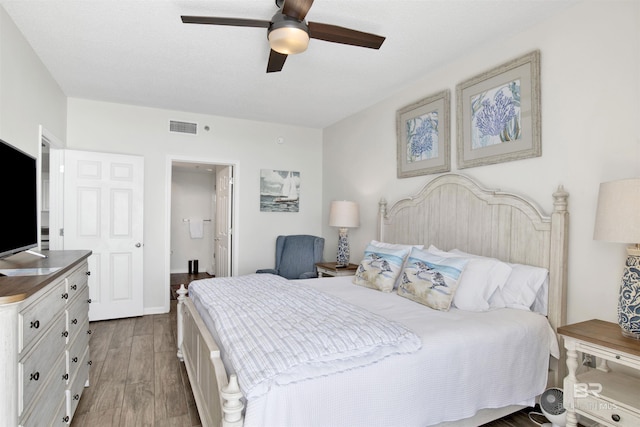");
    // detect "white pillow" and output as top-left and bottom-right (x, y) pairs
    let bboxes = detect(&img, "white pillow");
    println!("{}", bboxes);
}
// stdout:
(369, 240), (424, 251)
(369, 240), (424, 289)
(428, 245), (512, 312)
(450, 248), (549, 313)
